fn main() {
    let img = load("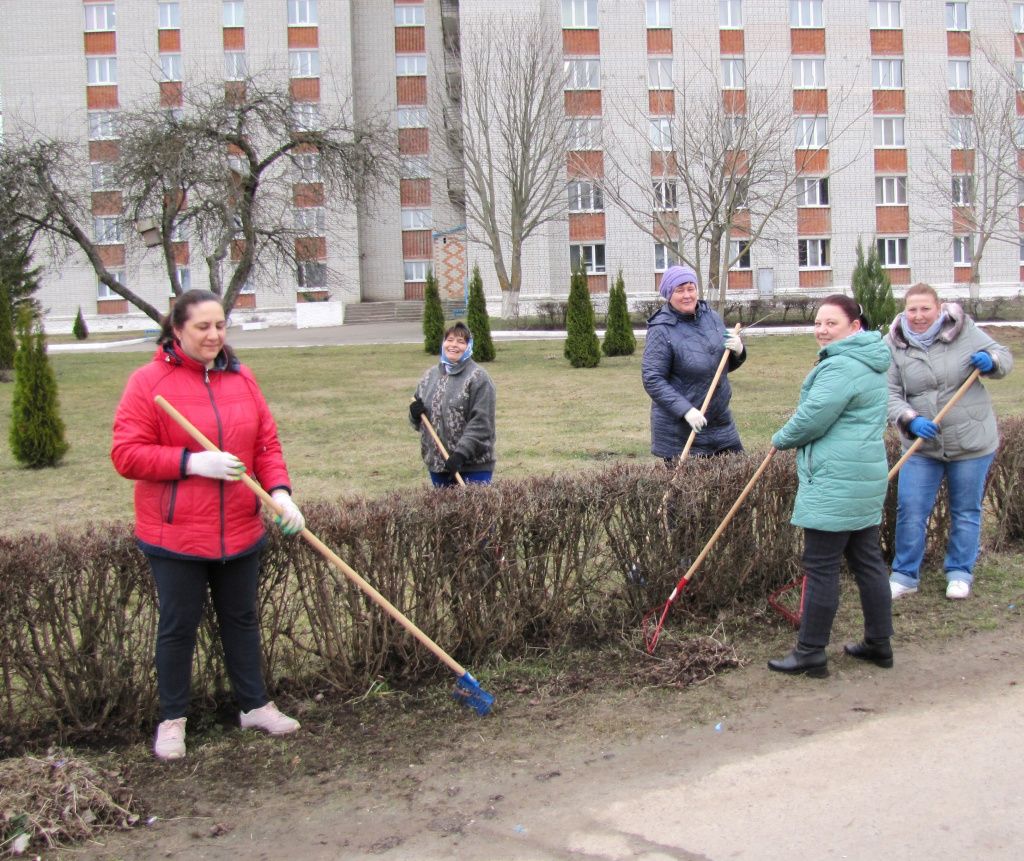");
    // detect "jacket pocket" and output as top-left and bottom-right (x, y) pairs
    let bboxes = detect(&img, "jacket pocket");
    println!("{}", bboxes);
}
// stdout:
(165, 481), (178, 524)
